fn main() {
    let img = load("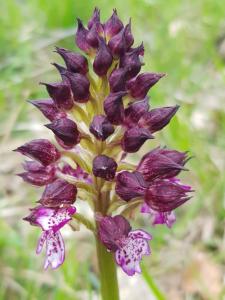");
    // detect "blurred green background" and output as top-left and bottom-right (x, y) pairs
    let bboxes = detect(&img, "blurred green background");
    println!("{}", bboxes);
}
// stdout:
(0, 0), (225, 299)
